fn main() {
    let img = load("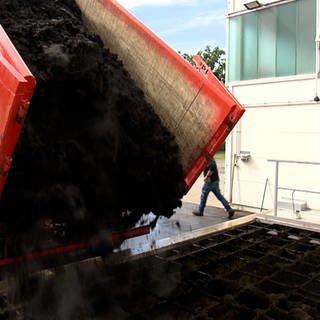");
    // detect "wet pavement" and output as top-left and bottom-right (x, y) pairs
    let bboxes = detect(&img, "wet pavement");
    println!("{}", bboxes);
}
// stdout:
(119, 157), (255, 256)
(119, 202), (255, 256)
